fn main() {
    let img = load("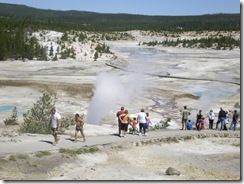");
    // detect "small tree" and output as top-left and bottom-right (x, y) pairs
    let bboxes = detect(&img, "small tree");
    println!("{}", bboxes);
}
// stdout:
(19, 93), (55, 134)
(4, 106), (18, 125)
(160, 118), (171, 129)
